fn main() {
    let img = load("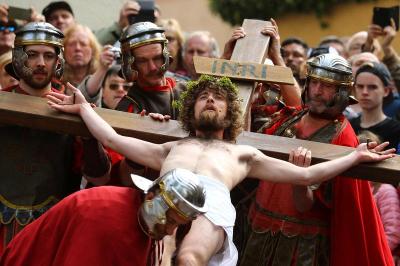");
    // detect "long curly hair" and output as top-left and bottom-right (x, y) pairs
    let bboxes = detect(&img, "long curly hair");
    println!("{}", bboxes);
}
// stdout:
(176, 75), (243, 142)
